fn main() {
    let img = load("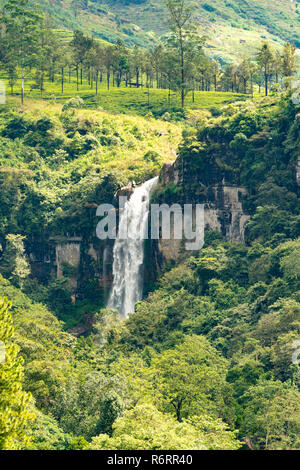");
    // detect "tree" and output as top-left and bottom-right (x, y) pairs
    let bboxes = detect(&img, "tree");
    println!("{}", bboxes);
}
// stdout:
(70, 30), (93, 90)
(89, 404), (199, 450)
(281, 42), (296, 78)
(238, 58), (257, 95)
(71, 0), (88, 18)
(211, 59), (221, 92)
(130, 46), (144, 87)
(151, 44), (164, 88)
(188, 246), (228, 292)
(151, 335), (230, 421)
(33, 24), (58, 95)
(58, 46), (72, 94)
(0, 0), (42, 104)
(256, 42), (274, 96)
(0, 297), (33, 449)
(221, 64), (238, 92)
(187, 414), (241, 450)
(272, 50), (282, 84)
(92, 43), (104, 96)
(43, 25), (62, 85)
(112, 40), (129, 88)
(160, 48), (178, 106)
(88, 403), (241, 450)
(242, 379), (300, 449)
(164, 0), (197, 107)
(0, 234), (30, 288)
(279, 239), (300, 281)
(104, 45), (114, 90)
